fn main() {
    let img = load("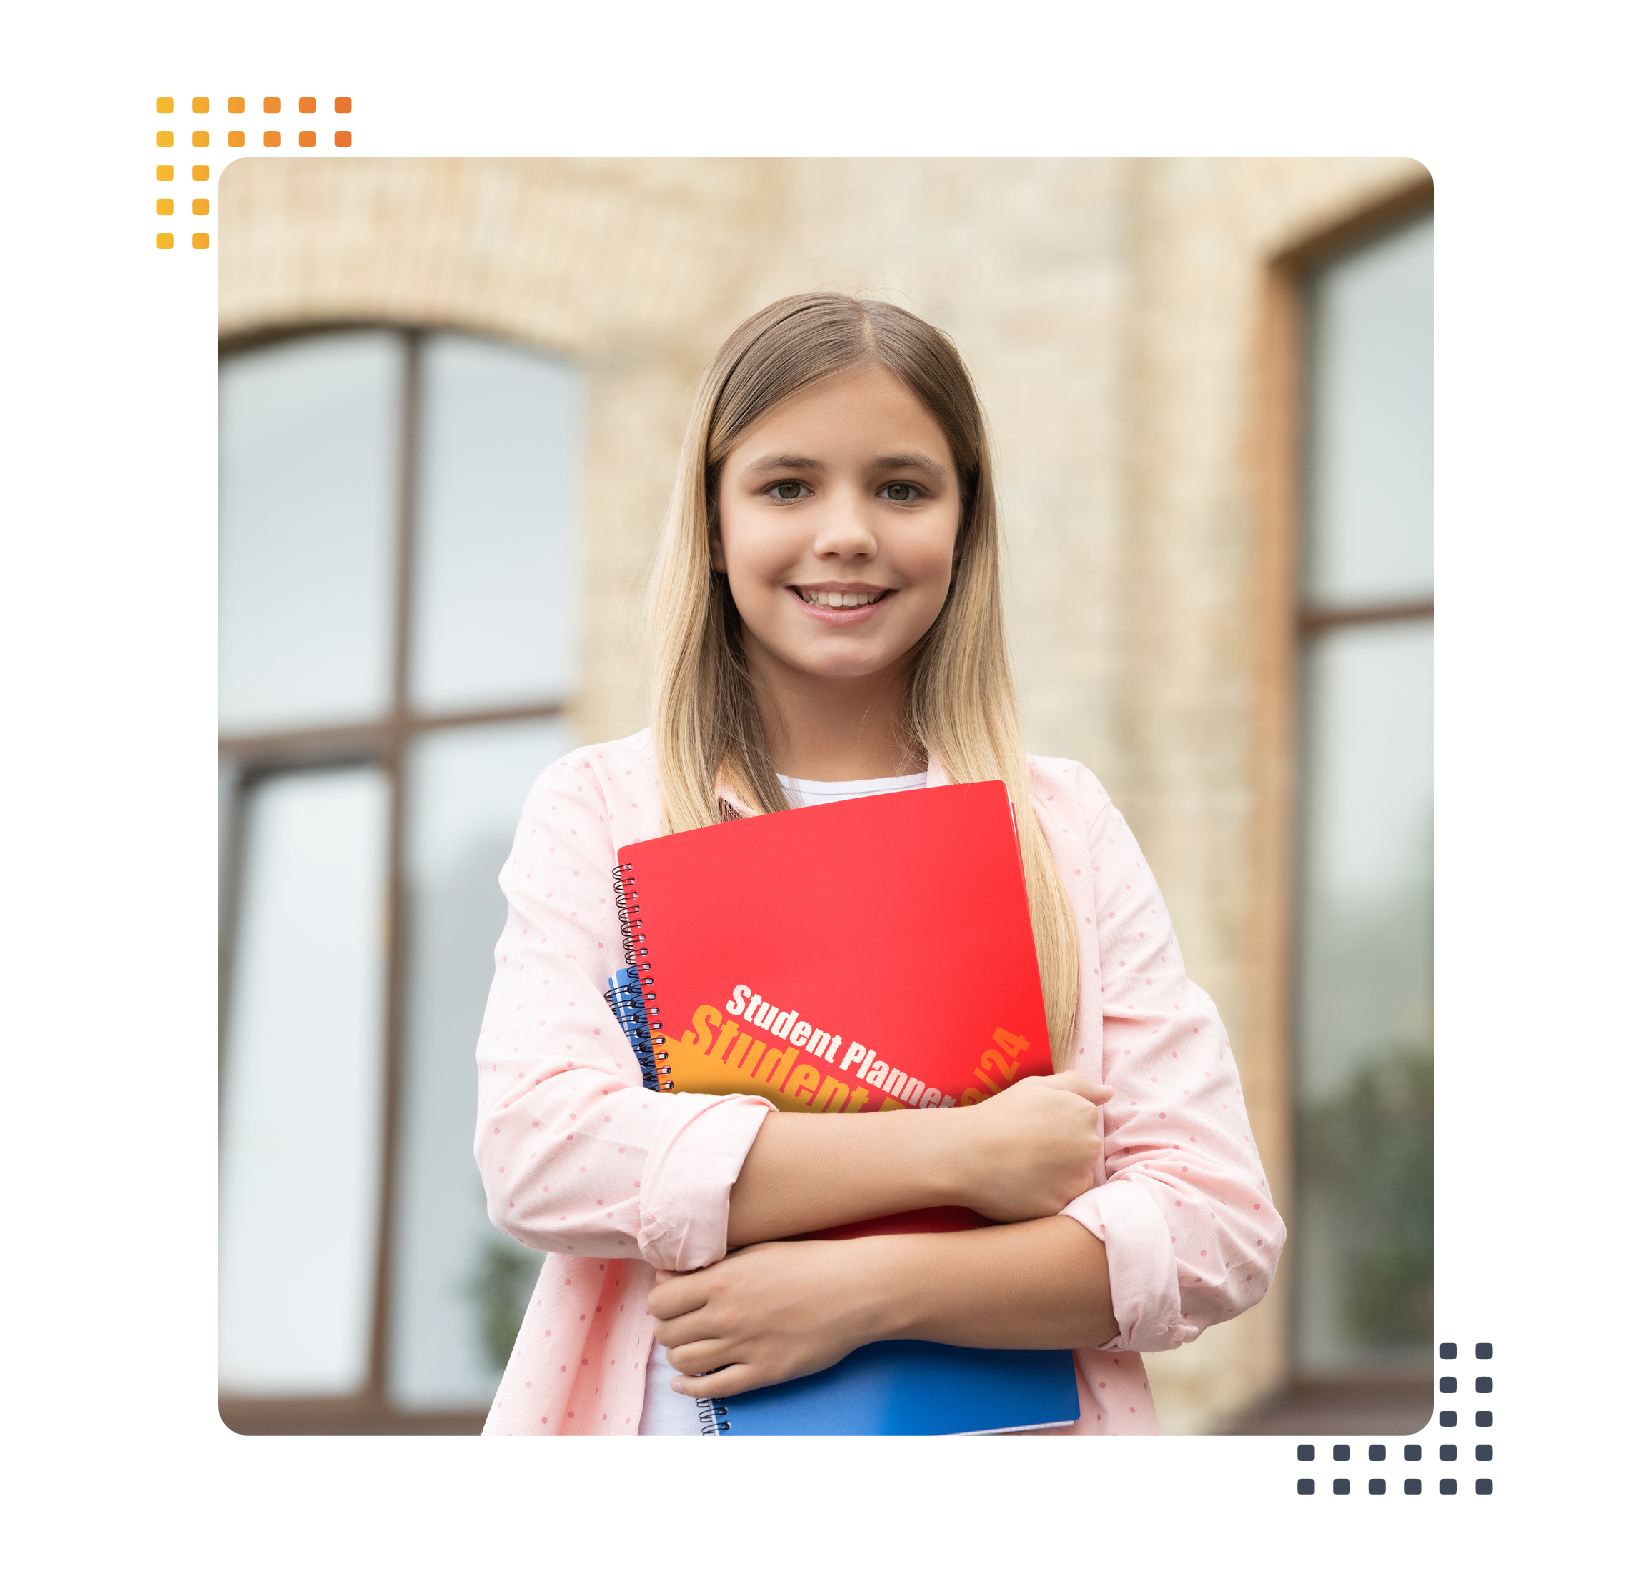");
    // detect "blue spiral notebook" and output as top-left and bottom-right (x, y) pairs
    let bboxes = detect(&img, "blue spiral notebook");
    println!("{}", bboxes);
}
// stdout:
(697, 1338), (1080, 1437)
